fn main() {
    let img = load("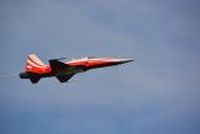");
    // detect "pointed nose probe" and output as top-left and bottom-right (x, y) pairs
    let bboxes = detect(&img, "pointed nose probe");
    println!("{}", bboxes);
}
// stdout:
(120, 58), (134, 64)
